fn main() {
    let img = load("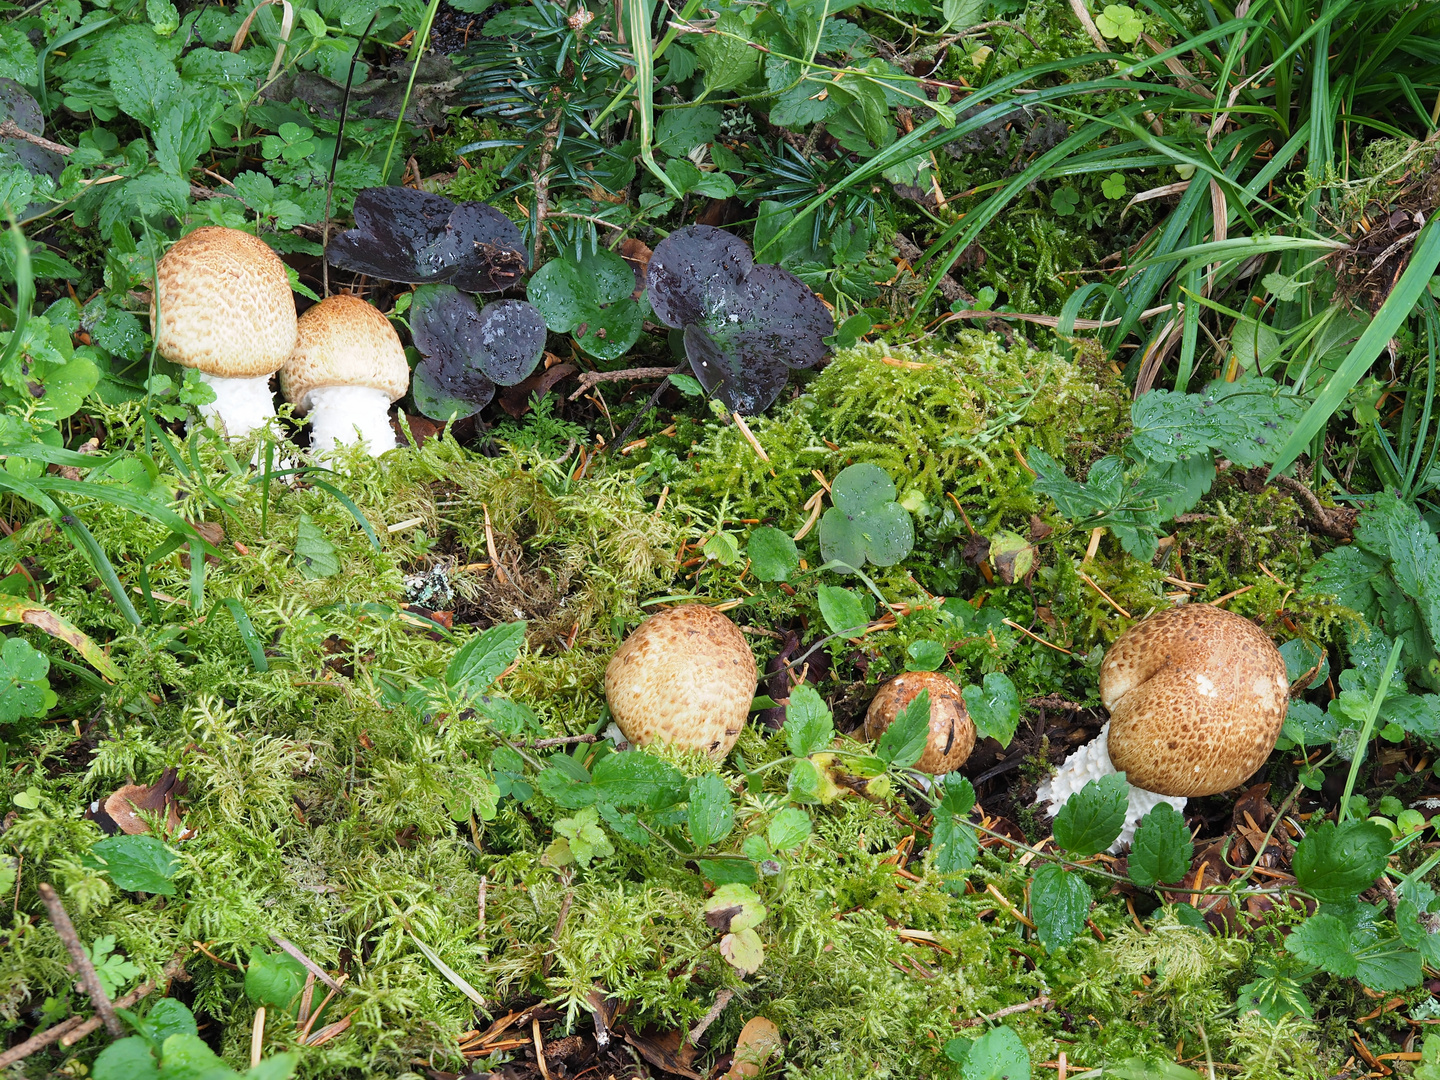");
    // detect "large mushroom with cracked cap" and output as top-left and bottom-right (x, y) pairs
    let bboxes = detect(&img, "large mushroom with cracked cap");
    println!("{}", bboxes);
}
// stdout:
(863, 670), (975, 774)
(1036, 603), (1289, 850)
(604, 604), (757, 758)
(151, 227), (298, 438)
(280, 294), (411, 457)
